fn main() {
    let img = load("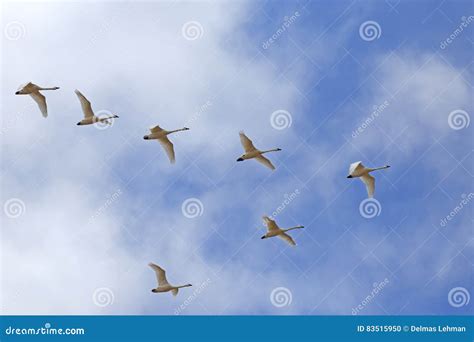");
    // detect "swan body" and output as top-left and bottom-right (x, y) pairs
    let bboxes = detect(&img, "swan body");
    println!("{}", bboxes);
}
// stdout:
(347, 161), (390, 198)
(261, 216), (304, 246)
(237, 131), (281, 170)
(74, 90), (118, 126)
(15, 82), (59, 117)
(148, 263), (192, 296)
(143, 125), (189, 164)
